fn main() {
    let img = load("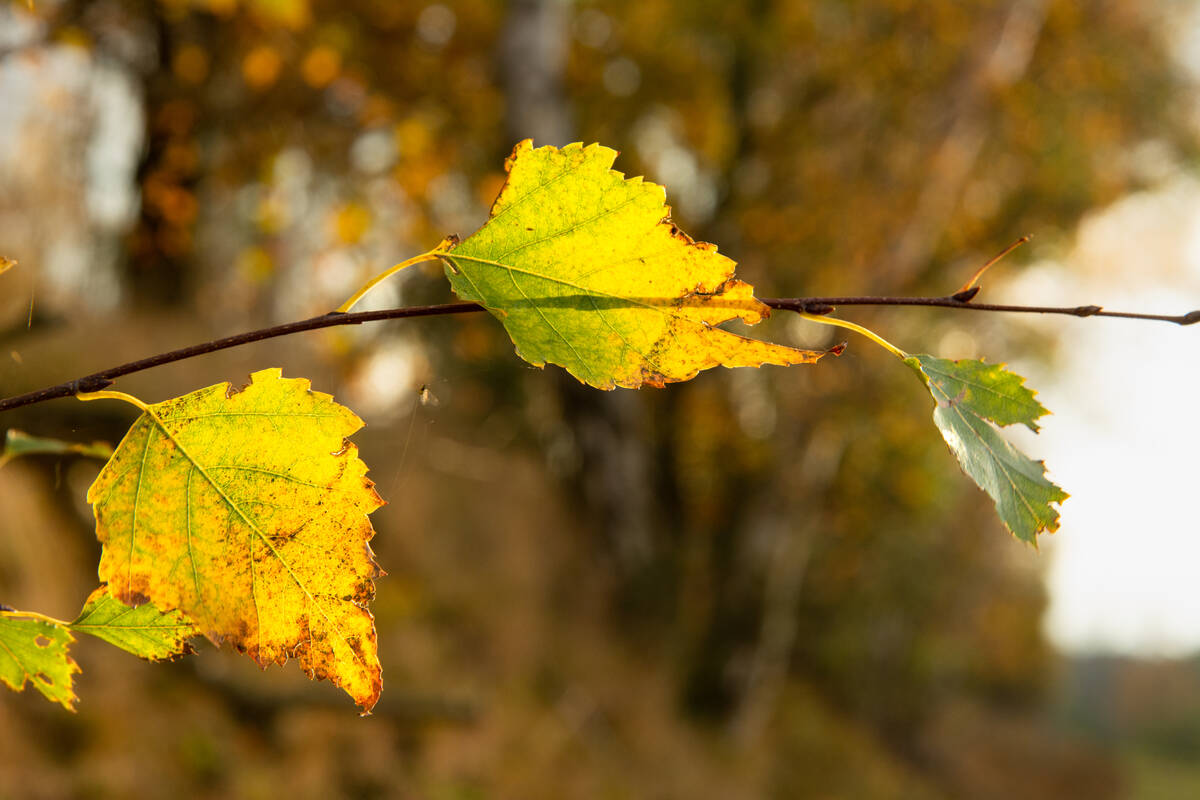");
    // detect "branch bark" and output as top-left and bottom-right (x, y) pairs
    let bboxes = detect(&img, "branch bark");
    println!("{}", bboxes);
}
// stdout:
(0, 294), (1195, 414)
